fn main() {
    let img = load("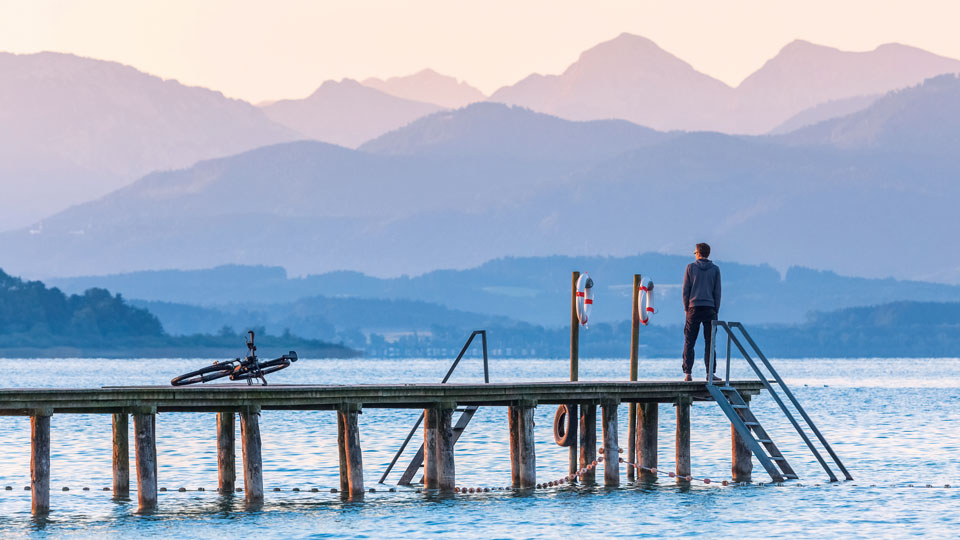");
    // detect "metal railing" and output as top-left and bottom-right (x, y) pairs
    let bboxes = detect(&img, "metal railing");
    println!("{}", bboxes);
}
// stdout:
(710, 321), (853, 482)
(378, 330), (489, 484)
